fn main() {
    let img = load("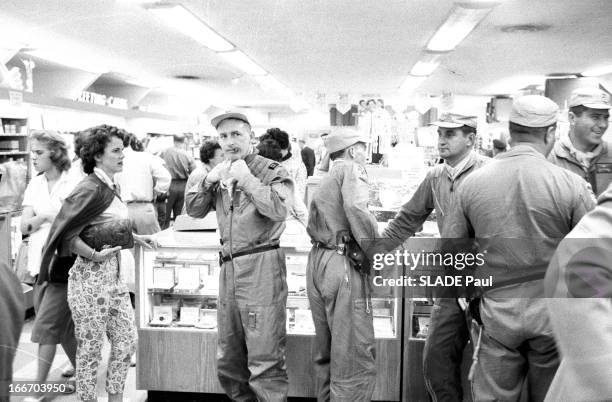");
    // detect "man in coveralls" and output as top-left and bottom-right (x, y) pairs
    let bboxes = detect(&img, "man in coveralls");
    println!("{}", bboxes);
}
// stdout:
(186, 112), (293, 401)
(383, 115), (488, 402)
(443, 95), (595, 401)
(548, 87), (612, 195)
(306, 127), (379, 401)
